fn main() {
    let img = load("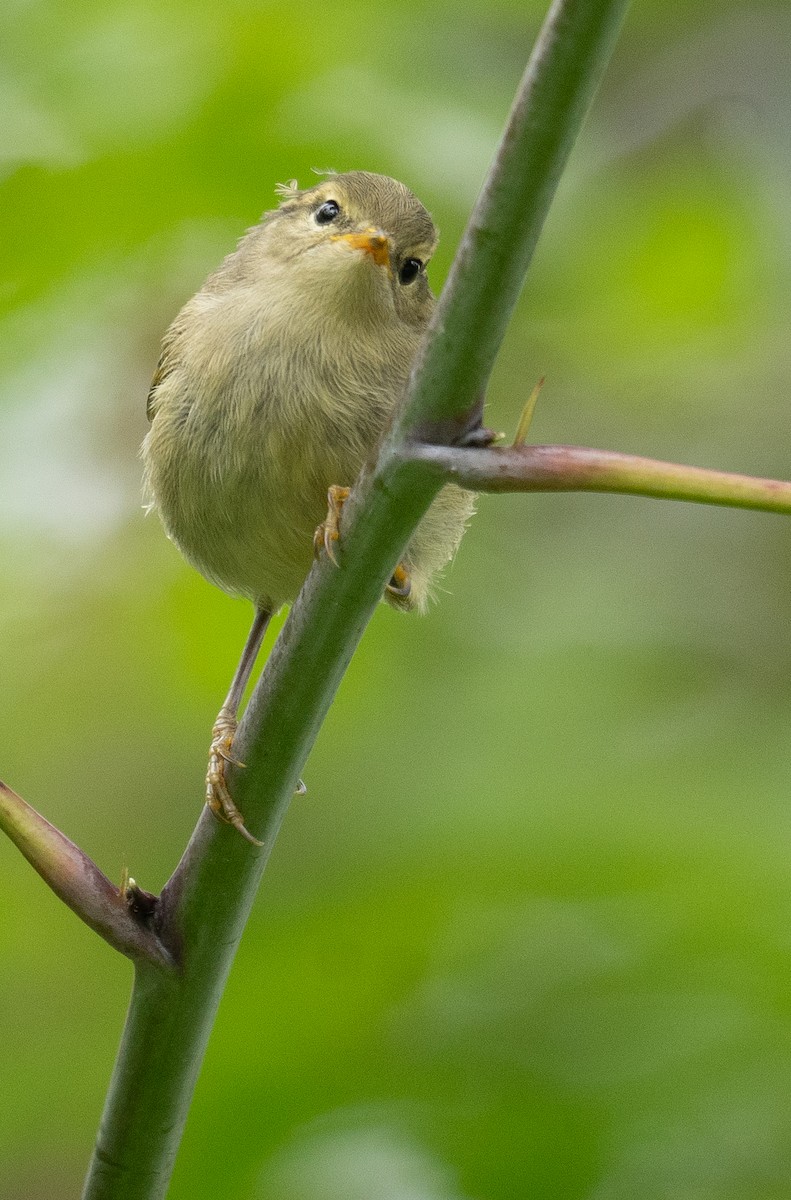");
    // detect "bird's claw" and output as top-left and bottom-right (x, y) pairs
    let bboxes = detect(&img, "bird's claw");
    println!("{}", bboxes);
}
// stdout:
(313, 485), (350, 567)
(313, 485), (411, 603)
(386, 562), (412, 600)
(205, 710), (262, 846)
